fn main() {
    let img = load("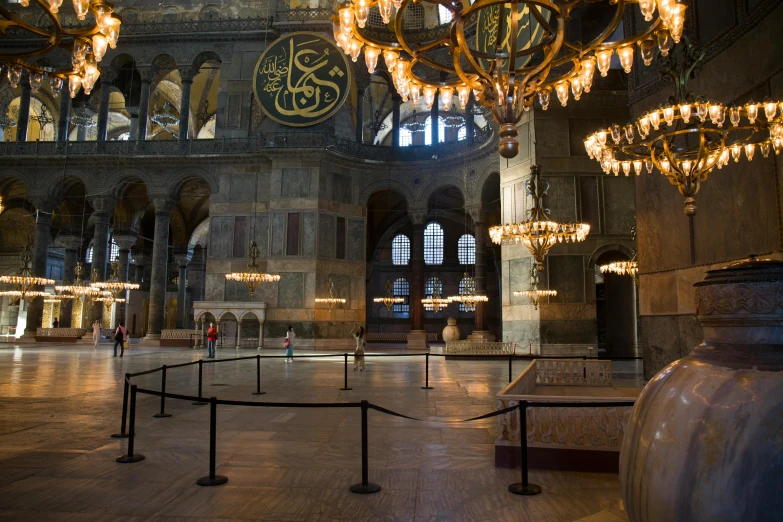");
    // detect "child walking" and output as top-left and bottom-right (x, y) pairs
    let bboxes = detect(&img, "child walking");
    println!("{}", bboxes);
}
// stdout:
(285, 325), (295, 362)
